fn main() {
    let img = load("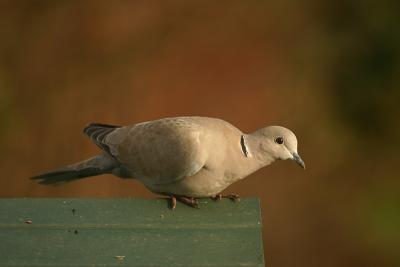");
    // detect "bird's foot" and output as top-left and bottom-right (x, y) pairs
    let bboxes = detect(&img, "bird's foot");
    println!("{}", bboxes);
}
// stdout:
(211, 193), (240, 202)
(169, 195), (199, 210)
